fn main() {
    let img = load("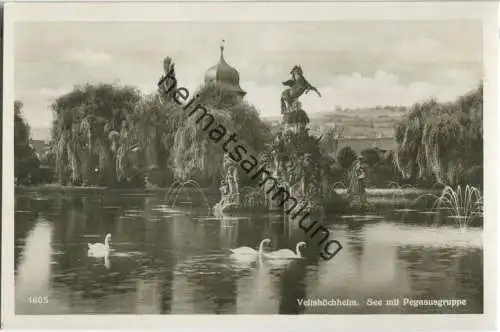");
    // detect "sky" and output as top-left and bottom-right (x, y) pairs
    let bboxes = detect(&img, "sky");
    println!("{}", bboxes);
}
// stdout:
(14, 20), (482, 133)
